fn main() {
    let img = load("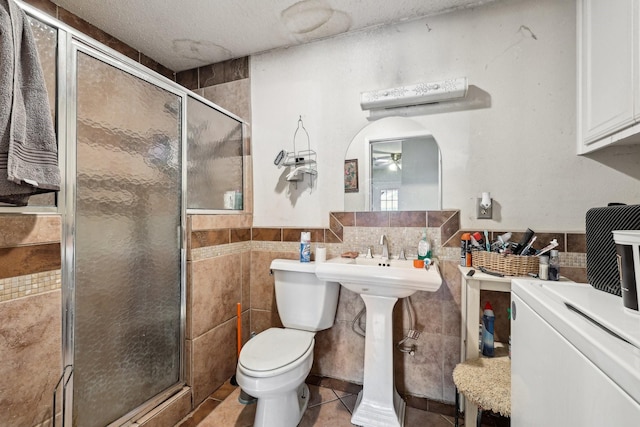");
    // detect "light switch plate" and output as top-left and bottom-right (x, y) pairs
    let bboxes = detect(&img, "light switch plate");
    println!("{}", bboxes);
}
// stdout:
(477, 198), (492, 219)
